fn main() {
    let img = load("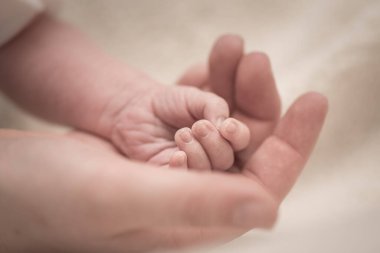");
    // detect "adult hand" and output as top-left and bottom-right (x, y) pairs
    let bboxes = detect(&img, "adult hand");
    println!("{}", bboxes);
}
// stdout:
(0, 87), (326, 253)
(0, 37), (327, 253)
(178, 34), (328, 199)
(0, 37), (327, 252)
(178, 35), (282, 165)
(0, 130), (277, 252)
